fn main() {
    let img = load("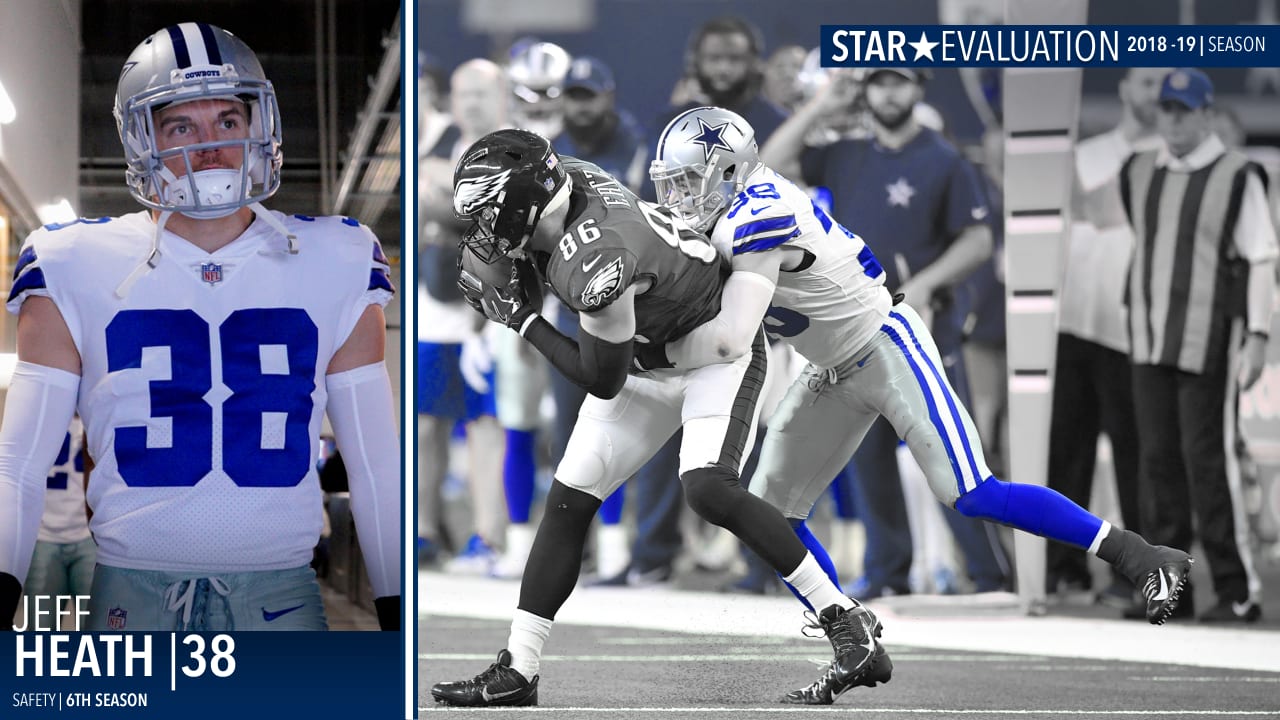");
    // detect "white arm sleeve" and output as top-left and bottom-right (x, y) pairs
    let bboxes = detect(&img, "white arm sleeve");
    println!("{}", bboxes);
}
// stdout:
(0, 361), (80, 582)
(325, 362), (400, 599)
(667, 270), (777, 369)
